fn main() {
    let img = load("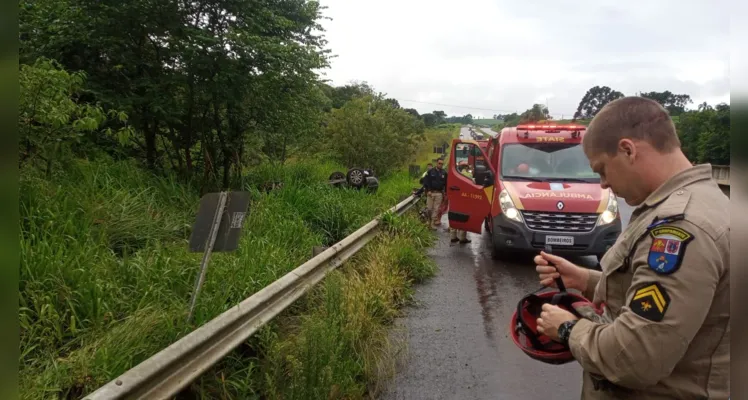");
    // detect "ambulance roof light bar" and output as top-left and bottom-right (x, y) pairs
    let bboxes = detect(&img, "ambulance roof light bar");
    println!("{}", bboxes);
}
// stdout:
(516, 124), (585, 139)
(515, 124), (587, 131)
